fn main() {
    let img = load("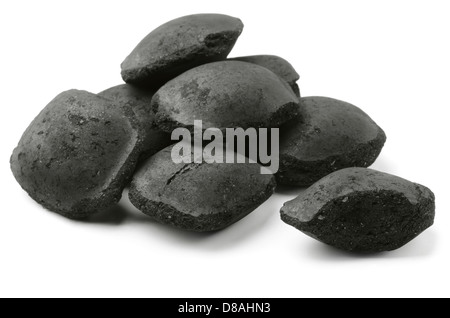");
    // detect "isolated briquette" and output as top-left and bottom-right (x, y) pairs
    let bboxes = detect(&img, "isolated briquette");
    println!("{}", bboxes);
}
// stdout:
(129, 145), (277, 232)
(152, 61), (300, 133)
(121, 14), (244, 86)
(280, 168), (435, 253)
(277, 97), (386, 186)
(98, 84), (172, 159)
(10, 90), (142, 219)
(230, 55), (300, 96)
